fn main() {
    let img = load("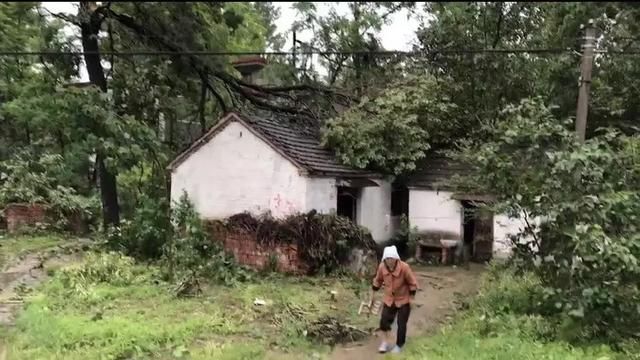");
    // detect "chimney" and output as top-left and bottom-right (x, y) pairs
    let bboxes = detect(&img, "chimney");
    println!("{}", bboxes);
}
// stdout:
(231, 56), (266, 84)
